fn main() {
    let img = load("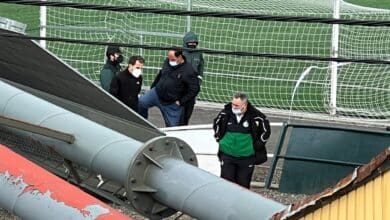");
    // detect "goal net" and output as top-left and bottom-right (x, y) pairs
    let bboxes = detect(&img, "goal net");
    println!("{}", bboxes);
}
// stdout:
(44, 0), (390, 123)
